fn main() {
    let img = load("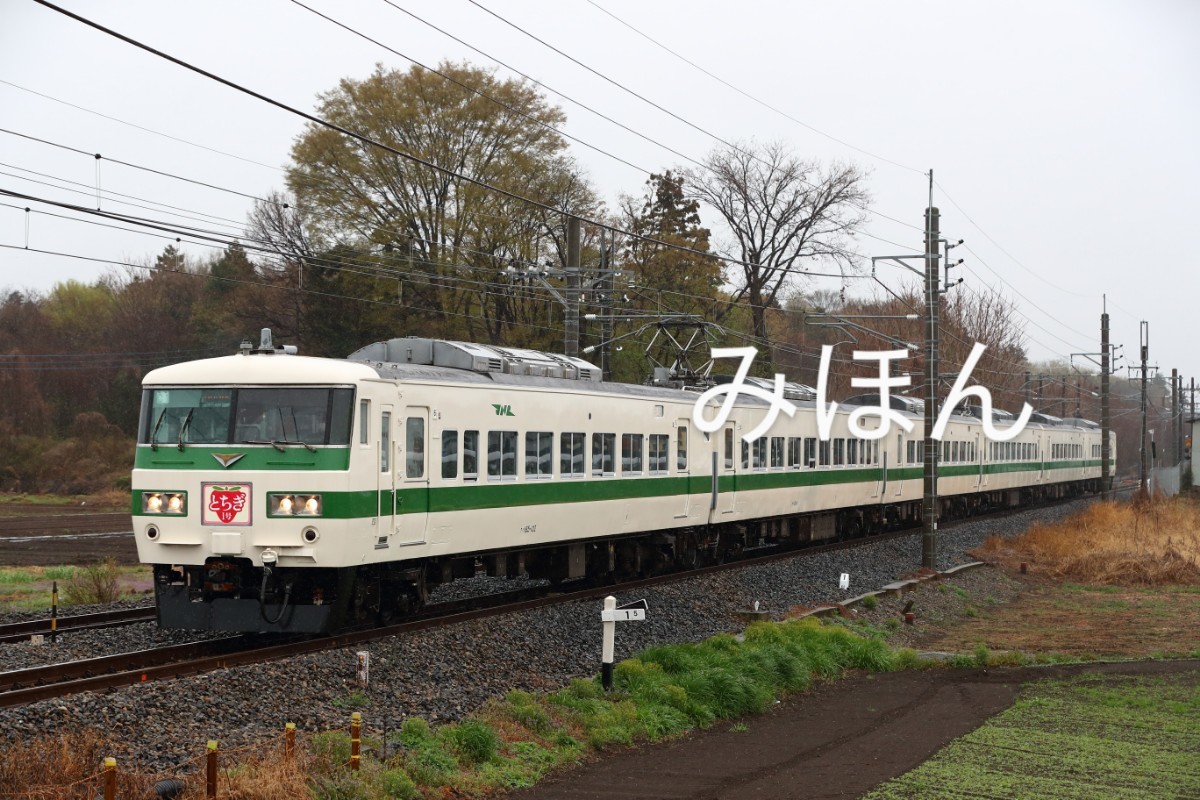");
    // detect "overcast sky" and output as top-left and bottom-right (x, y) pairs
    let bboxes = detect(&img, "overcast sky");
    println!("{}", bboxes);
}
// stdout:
(2, 0), (1197, 399)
